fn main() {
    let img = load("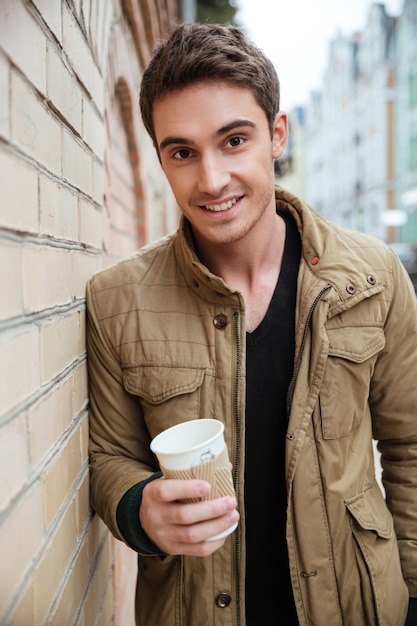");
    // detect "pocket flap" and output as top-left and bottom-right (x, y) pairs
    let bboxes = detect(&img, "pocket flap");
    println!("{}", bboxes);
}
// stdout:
(123, 366), (205, 404)
(345, 485), (393, 539)
(327, 327), (385, 363)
